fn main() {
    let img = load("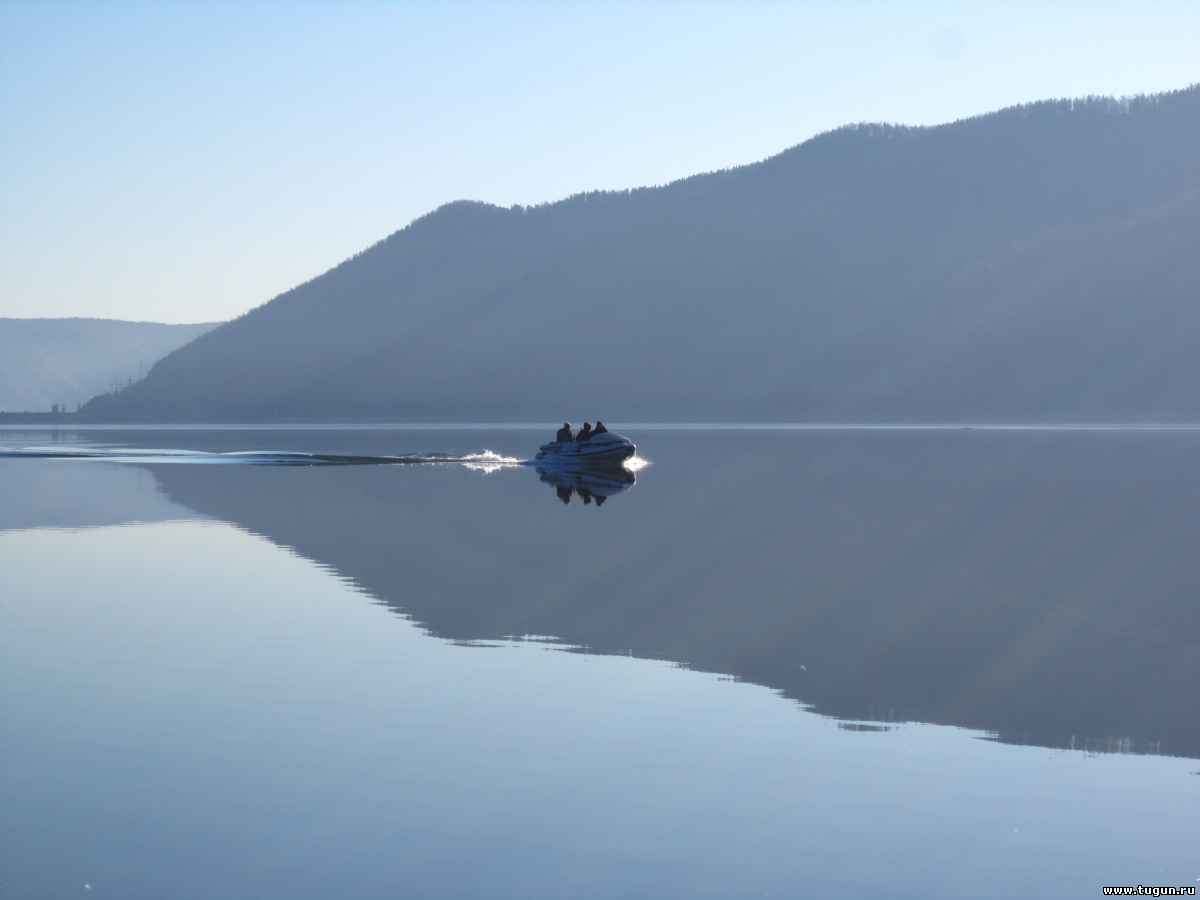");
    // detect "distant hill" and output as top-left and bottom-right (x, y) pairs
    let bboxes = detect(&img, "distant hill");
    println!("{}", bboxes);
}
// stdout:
(85, 85), (1200, 422)
(0, 318), (216, 413)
